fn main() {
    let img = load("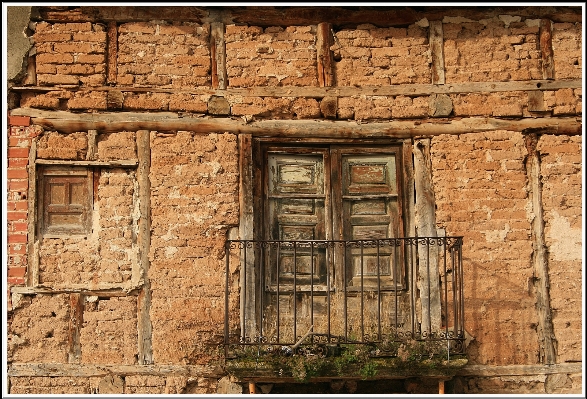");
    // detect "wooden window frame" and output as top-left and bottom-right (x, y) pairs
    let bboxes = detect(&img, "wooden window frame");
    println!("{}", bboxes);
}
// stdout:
(37, 165), (95, 237)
